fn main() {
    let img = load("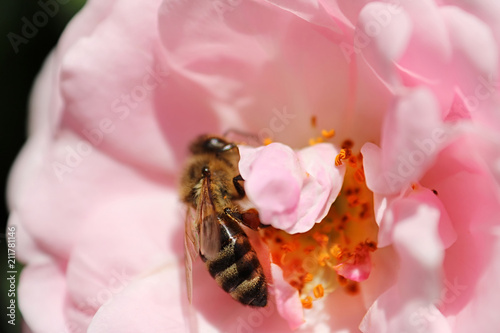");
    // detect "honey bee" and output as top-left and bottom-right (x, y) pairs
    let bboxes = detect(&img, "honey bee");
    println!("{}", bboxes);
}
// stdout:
(180, 134), (267, 307)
